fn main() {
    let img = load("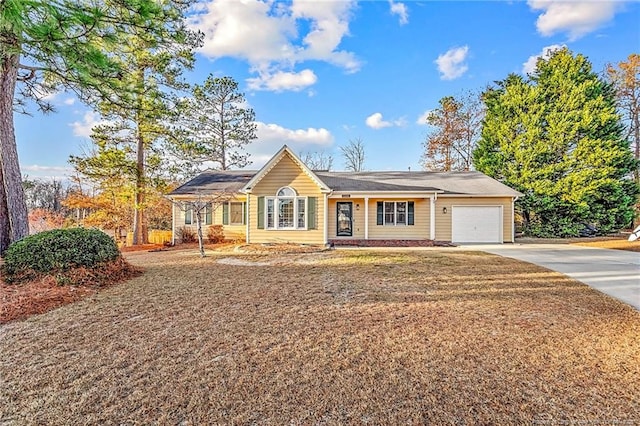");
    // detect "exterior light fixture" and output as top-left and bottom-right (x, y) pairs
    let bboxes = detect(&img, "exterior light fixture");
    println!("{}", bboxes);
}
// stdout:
(356, 203), (360, 211)
(442, 207), (447, 214)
